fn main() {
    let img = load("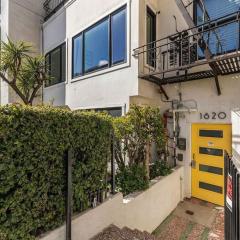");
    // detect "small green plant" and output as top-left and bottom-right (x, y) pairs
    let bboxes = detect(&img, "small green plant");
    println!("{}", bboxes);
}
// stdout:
(116, 164), (149, 196)
(113, 105), (166, 178)
(150, 160), (172, 180)
(112, 105), (167, 195)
